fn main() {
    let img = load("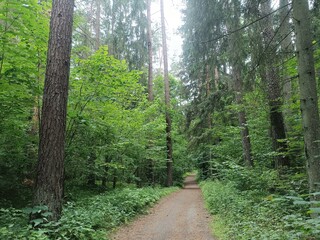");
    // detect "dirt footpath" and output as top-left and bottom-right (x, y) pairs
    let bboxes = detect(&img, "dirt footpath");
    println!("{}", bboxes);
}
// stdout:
(111, 175), (215, 240)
